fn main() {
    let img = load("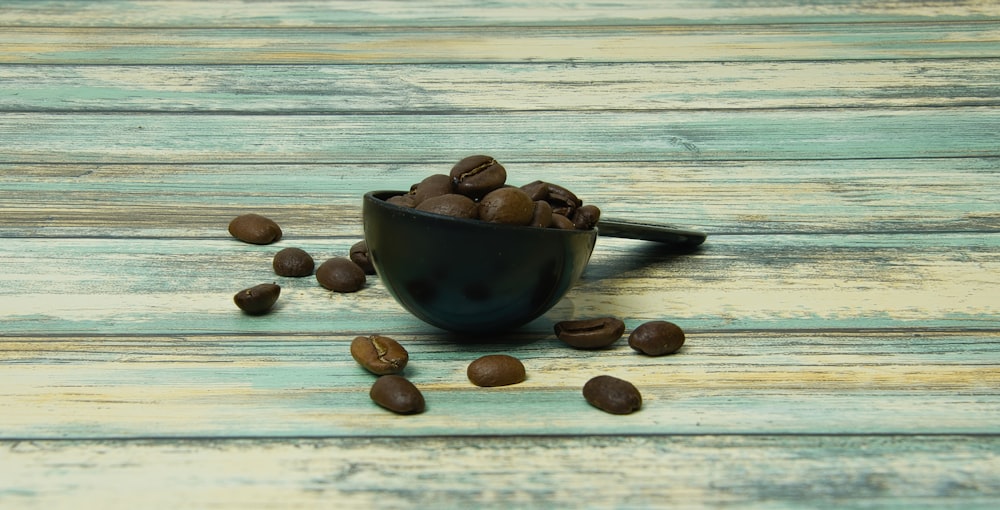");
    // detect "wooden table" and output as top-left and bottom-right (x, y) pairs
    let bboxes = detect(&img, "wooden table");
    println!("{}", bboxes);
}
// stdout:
(2, 1), (998, 507)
